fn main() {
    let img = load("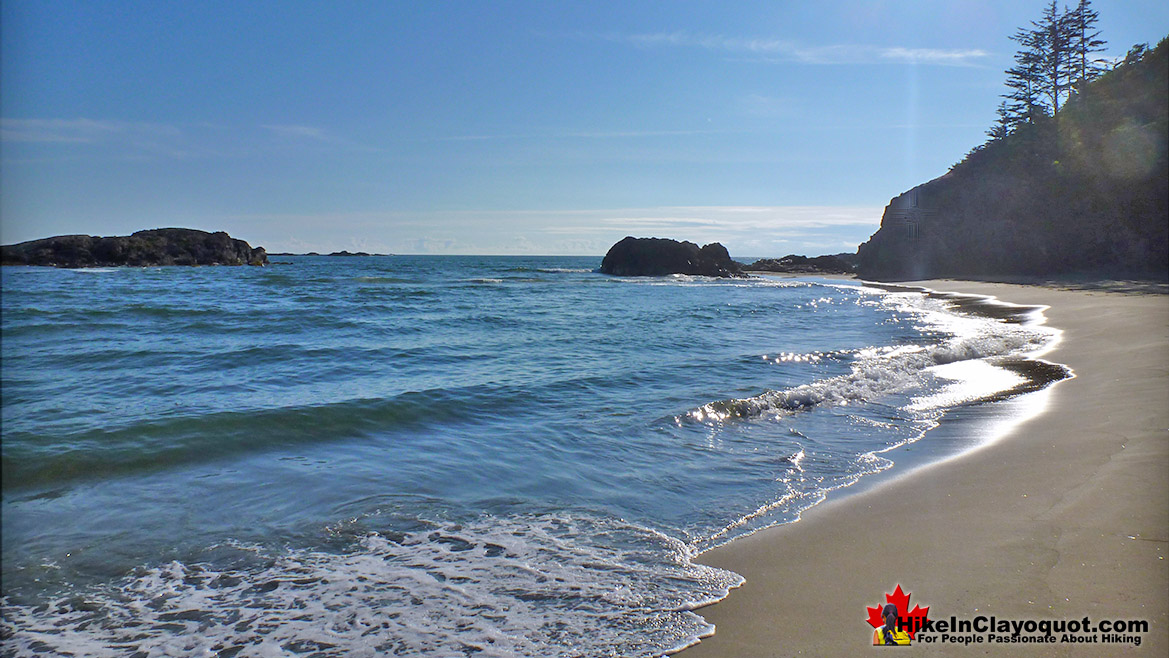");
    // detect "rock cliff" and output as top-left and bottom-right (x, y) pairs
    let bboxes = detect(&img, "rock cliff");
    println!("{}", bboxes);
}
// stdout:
(858, 38), (1167, 281)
